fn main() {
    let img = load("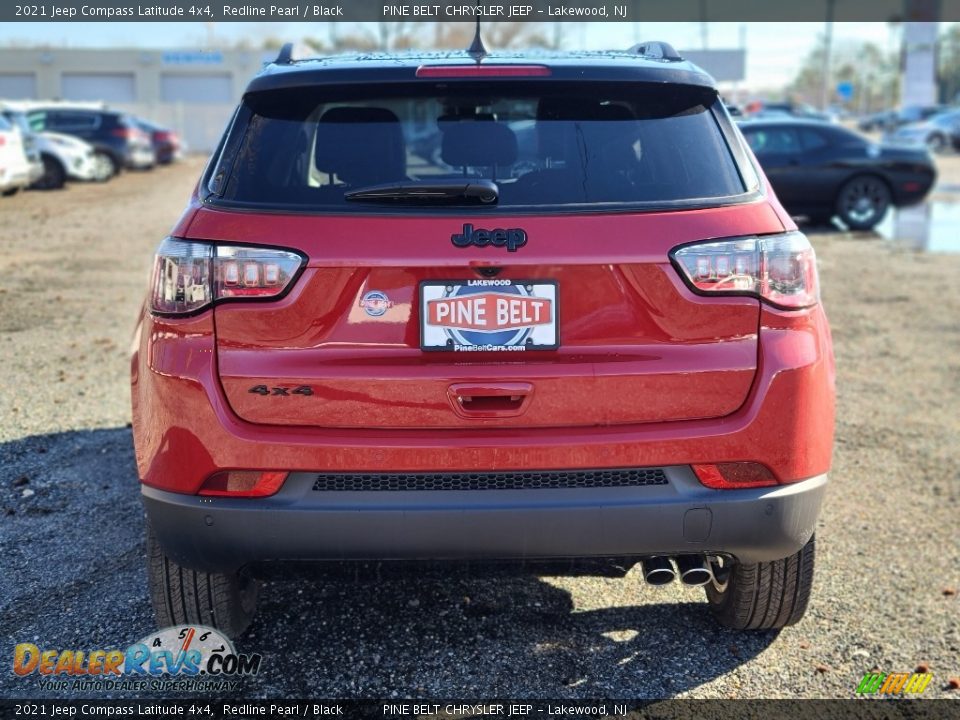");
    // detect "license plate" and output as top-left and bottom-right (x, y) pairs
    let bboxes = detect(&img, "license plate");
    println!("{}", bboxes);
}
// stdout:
(420, 280), (559, 352)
